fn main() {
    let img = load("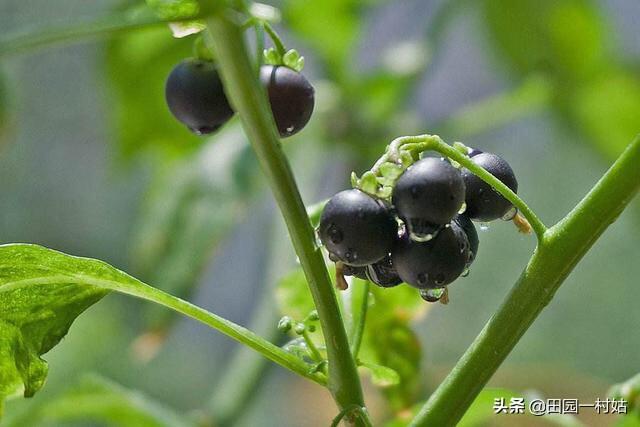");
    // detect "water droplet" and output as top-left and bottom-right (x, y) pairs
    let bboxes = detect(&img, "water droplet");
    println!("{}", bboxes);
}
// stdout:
(501, 206), (518, 221)
(286, 125), (295, 133)
(420, 287), (445, 303)
(458, 202), (467, 214)
(461, 268), (470, 277)
(416, 272), (429, 286)
(434, 274), (445, 286)
(479, 222), (490, 231)
(327, 224), (343, 244)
